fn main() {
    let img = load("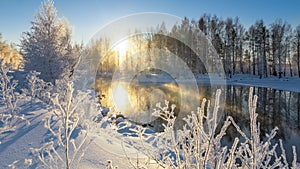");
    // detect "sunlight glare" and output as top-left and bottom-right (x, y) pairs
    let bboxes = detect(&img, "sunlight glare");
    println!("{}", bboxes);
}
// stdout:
(115, 39), (128, 58)
(112, 83), (129, 112)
